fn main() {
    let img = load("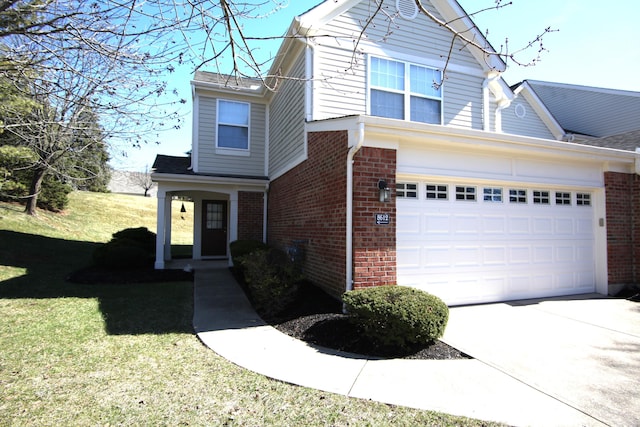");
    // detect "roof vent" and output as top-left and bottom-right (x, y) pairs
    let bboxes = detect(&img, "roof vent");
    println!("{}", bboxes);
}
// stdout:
(397, 0), (418, 20)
